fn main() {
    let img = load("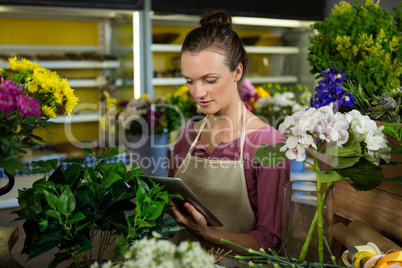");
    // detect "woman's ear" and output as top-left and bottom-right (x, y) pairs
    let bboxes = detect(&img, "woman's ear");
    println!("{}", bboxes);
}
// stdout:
(234, 63), (243, 82)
